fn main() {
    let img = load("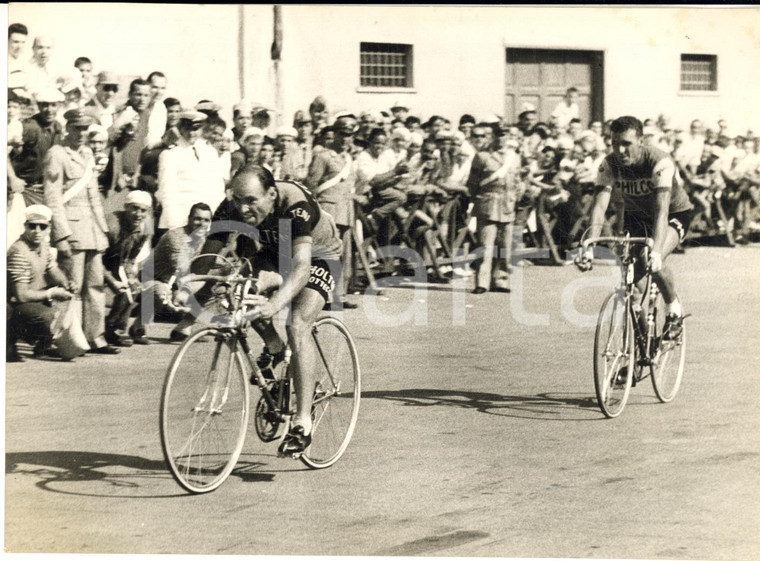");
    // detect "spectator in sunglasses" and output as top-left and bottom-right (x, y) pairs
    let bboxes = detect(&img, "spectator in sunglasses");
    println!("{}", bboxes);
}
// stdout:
(6, 204), (76, 362)
(86, 71), (119, 129)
